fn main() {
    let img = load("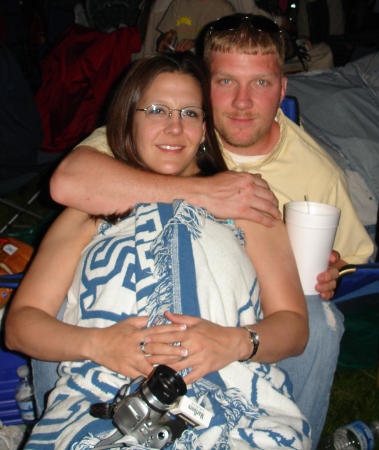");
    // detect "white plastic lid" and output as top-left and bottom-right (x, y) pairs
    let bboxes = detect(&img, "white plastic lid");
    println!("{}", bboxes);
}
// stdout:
(16, 364), (30, 378)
